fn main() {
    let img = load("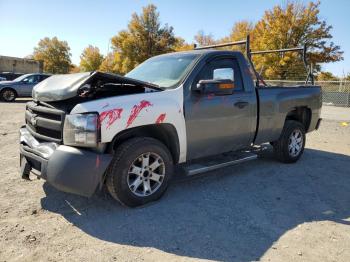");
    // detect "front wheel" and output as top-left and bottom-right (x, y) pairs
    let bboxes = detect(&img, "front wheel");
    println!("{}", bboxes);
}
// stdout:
(106, 137), (173, 207)
(273, 120), (306, 163)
